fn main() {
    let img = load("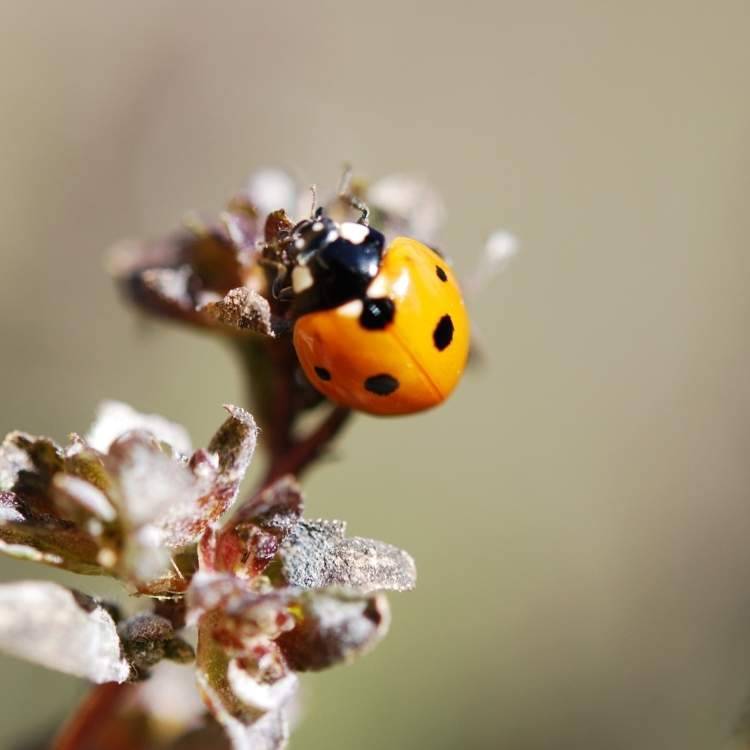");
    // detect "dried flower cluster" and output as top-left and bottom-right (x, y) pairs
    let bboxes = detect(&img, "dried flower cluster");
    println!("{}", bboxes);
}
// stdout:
(0, 401), (416, 748)
(0, 170), (454, 750)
